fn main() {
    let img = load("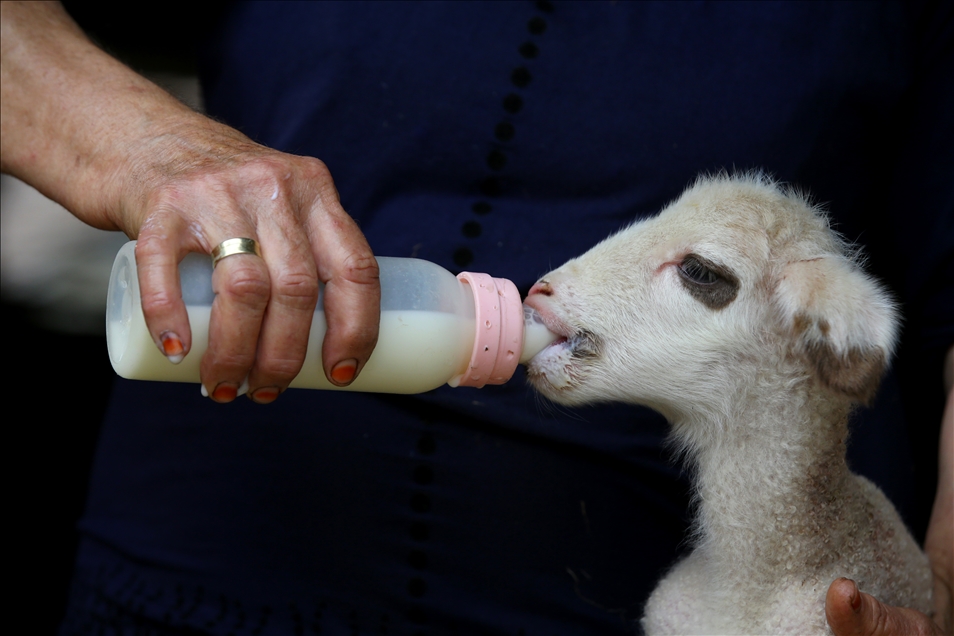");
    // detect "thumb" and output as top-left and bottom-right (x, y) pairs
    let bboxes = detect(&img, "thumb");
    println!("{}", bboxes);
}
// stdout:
(826, 578), (942, 636)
